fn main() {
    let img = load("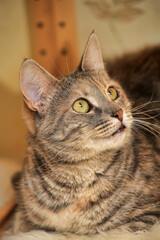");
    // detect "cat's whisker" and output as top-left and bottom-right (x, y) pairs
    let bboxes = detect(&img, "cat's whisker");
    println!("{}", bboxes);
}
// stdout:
(131, 127), (145, 138)
(94, 123), (110, 131)
(132, 112), (160, 119)
(71, 126), (113, 154)
(132, 108), (160, 114)
(62, 131), (99, 160)
(36, 138), (81, 167)
(47, 53), (65, 78)
(132, 100), (160, 112)
(133, 119), (160, 131)
(42, 128), (99, 166)
(125, 112), (133, 117)
(137, 124), (160, 137)
(132, 114), (160, 122)
(132, 115), (160, 123)
(133, 119), (160, 138)
(65, 45), (71, 76)
(133, 118), (160, 130)
(132, 112), (160, 123)
(133, 123), (159, 138)
(131, 94), (154, 112)
(39, 112), (159, 169)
